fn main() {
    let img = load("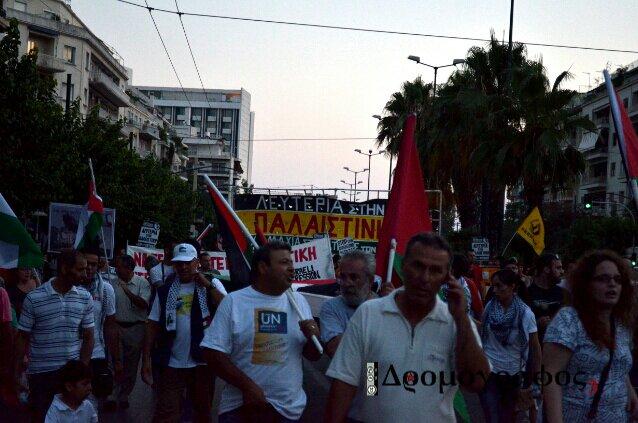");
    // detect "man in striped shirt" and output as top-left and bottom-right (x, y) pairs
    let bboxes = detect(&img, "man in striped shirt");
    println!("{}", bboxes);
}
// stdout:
(14, 249), (95, 423)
